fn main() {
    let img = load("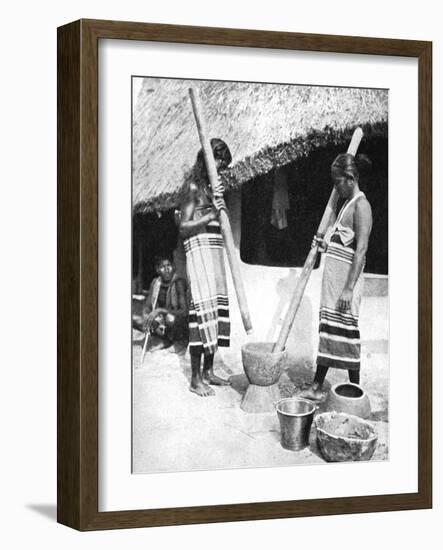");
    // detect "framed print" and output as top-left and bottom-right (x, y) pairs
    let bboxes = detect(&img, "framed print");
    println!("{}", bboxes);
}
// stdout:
(57, 19), (432, 530)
